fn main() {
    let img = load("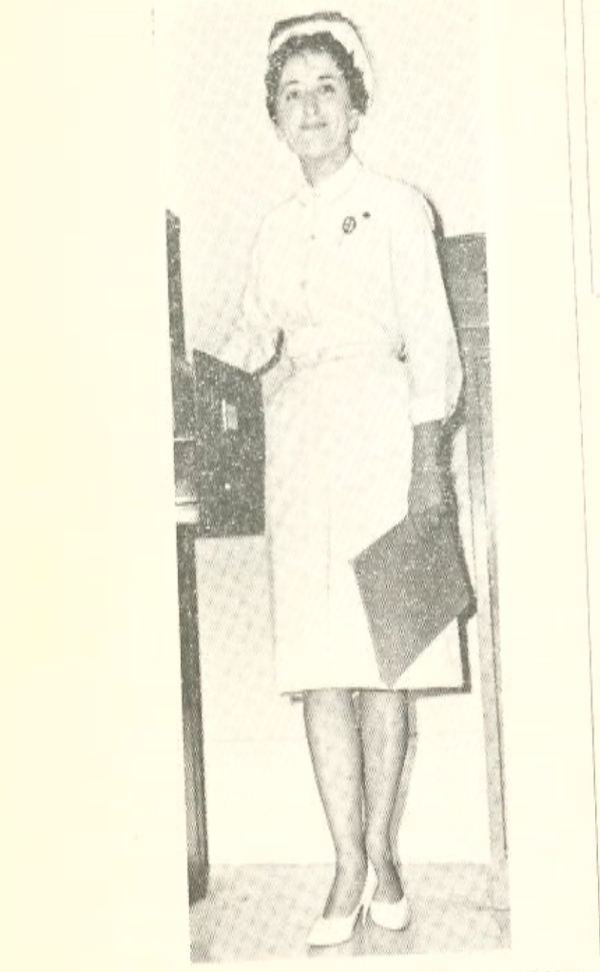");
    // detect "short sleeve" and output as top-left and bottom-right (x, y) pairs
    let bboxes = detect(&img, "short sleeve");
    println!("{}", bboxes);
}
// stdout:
(391, 188), (463, 425)
(218, 226), (280, 373)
